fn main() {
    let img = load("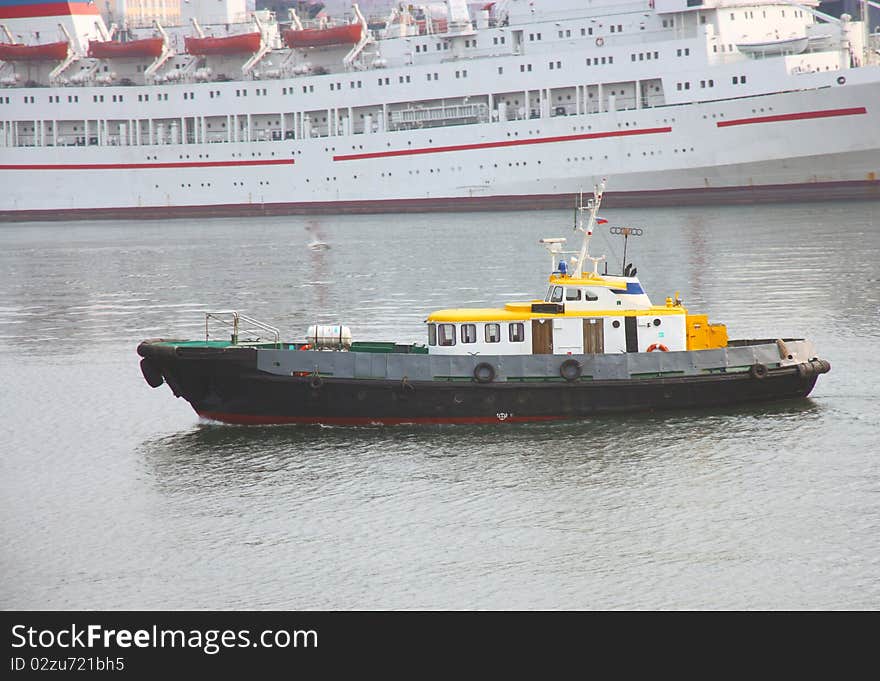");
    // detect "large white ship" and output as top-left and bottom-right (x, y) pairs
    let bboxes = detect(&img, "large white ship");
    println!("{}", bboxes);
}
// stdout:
(0, 0), (878, 221)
